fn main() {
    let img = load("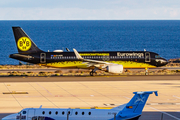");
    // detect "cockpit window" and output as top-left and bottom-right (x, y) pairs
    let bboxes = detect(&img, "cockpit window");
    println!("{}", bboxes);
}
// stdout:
(23, 111), (26, 114)
(155, 55), (160, 58)
(32, 117), (37, 120)
(38, 116), (45, 120)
